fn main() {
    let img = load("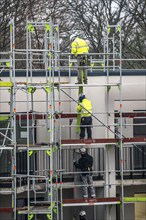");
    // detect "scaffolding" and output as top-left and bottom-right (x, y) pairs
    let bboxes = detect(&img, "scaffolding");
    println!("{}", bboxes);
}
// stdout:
(0, 19), (146, 220)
